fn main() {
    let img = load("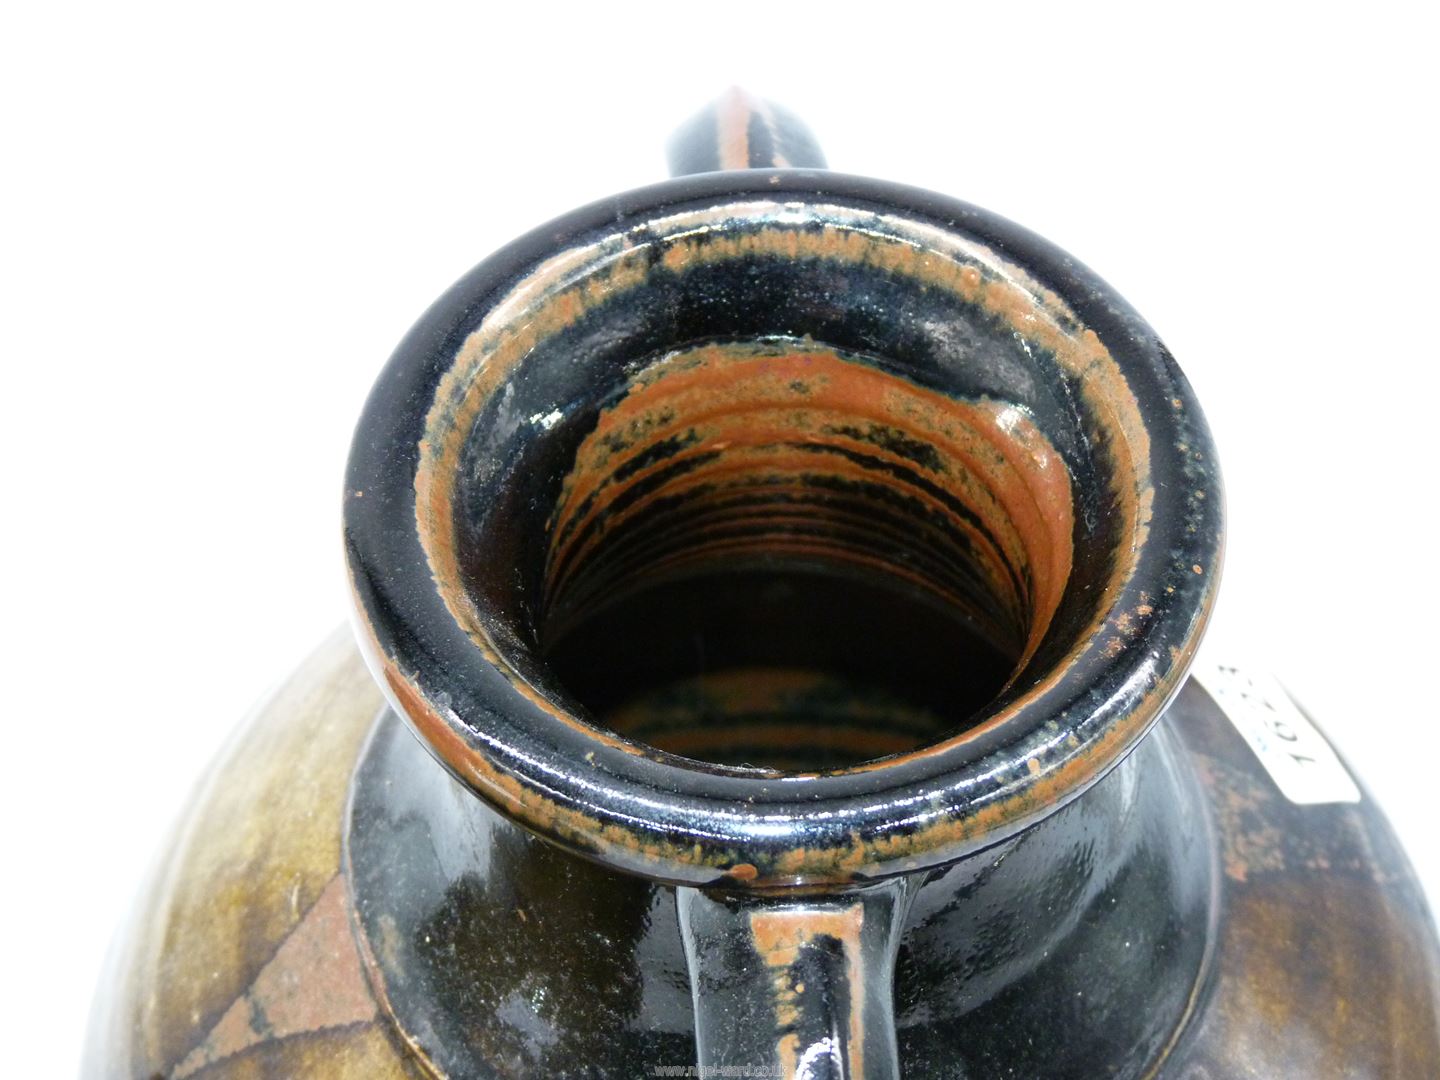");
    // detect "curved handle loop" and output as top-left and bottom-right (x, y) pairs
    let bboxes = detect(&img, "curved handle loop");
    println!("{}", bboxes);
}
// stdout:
(667, 87), (827, 175)
(666, 94), (907, 1080)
